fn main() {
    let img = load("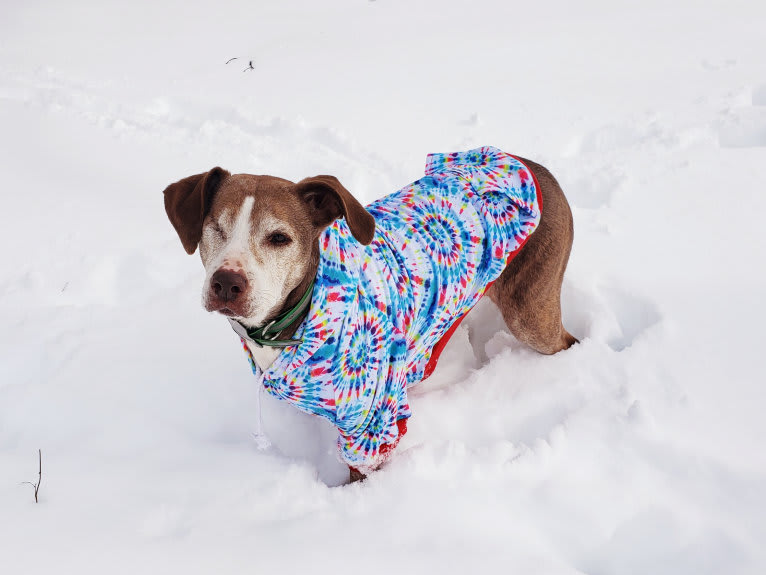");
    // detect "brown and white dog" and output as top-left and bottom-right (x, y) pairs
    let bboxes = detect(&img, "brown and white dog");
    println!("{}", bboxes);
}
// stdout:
(163, 156), (576, 480)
